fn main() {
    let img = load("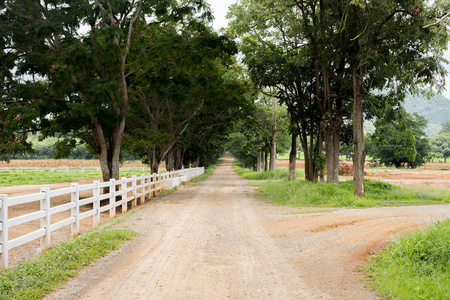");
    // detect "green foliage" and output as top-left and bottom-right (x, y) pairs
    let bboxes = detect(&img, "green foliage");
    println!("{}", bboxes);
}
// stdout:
(430, 119), (450, 162)
(364, 220), (450, 299)
(369, 106), (430, 168)
(226, 100), (290, 168)
(0, 229), (137, 299)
